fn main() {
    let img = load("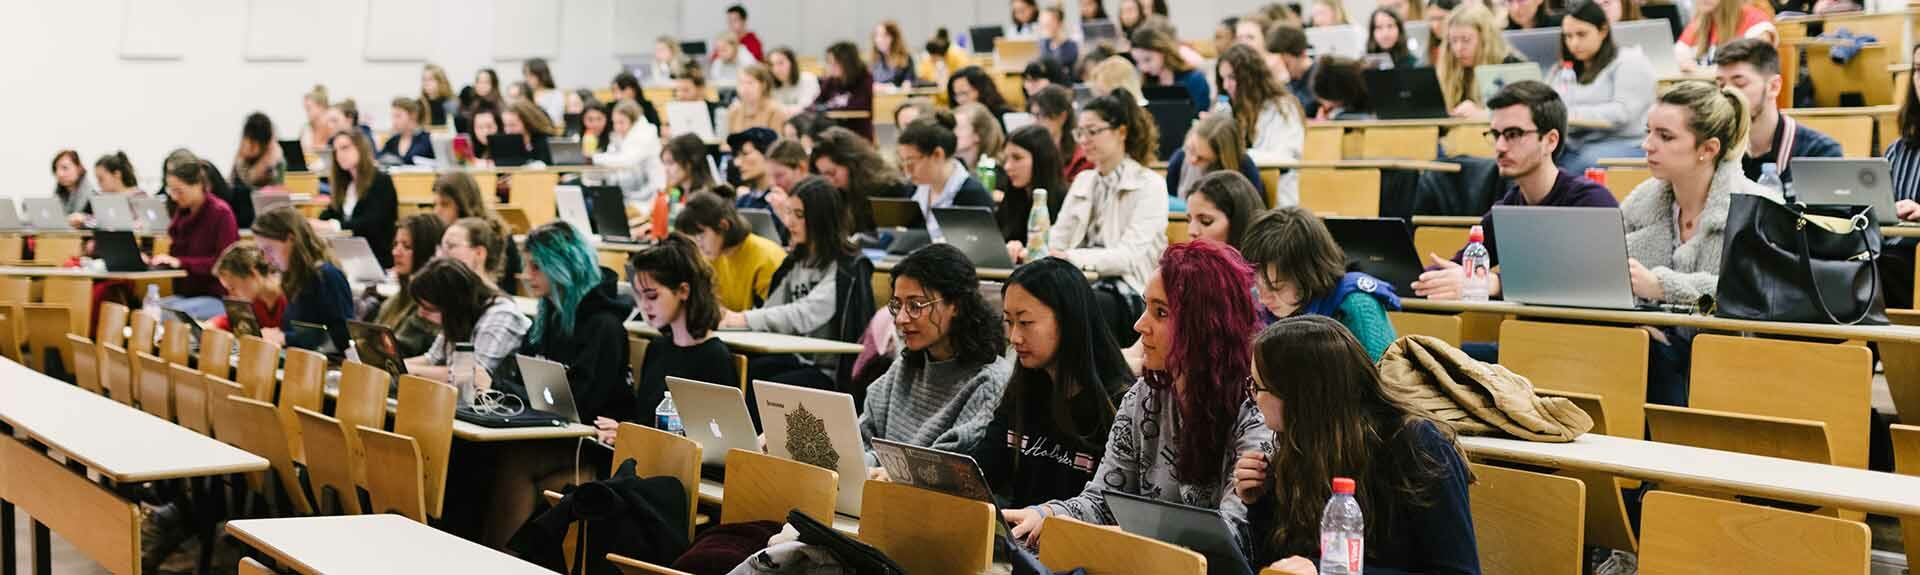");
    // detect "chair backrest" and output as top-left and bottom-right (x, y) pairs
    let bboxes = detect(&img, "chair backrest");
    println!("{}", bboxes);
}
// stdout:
(395, 375), (456, 519)
(357, 425), (427, 522)
(1889, 424), (1920, 566)
(198, 328), (236, 381)
(134, 352), (174, 421)
(24, 304), (74, 374)
(606, 554), (696, 575)
(203, 375), (245, 437)
(732, 353), (749, 391)
(238, 556), (271, 575)
(0, 307), (22, 363)
(100, 343), (134, 406)
(1646, 404), (1832, 465)
(720, 449), (838, 525)
(158, 318), (191, 365)
(336, 360), (392, 433)
(127, 311), (157, 355)
(1499, 320), (1650, 438)
(295, 407), (366, 515)
(171, 365), (211, 435)
(1690, 335), (1872, 469)
(95, 302), (130, 348)
(0, 276), (29, 303)
(235, 335), (281, 403)
(858, 480), (996, 575)
(627, 336), (648, 392)
(1387, 311), (1462, 347)
(1468, 463), (1586, 575)
(1038, 515), (1207, 574)
(67, 334), (100, 395)
(208, 394), (315, 515)
(611, 423), (703, 539)
(1638, 490), (1869, 574)
(278, 347), (328, 461)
